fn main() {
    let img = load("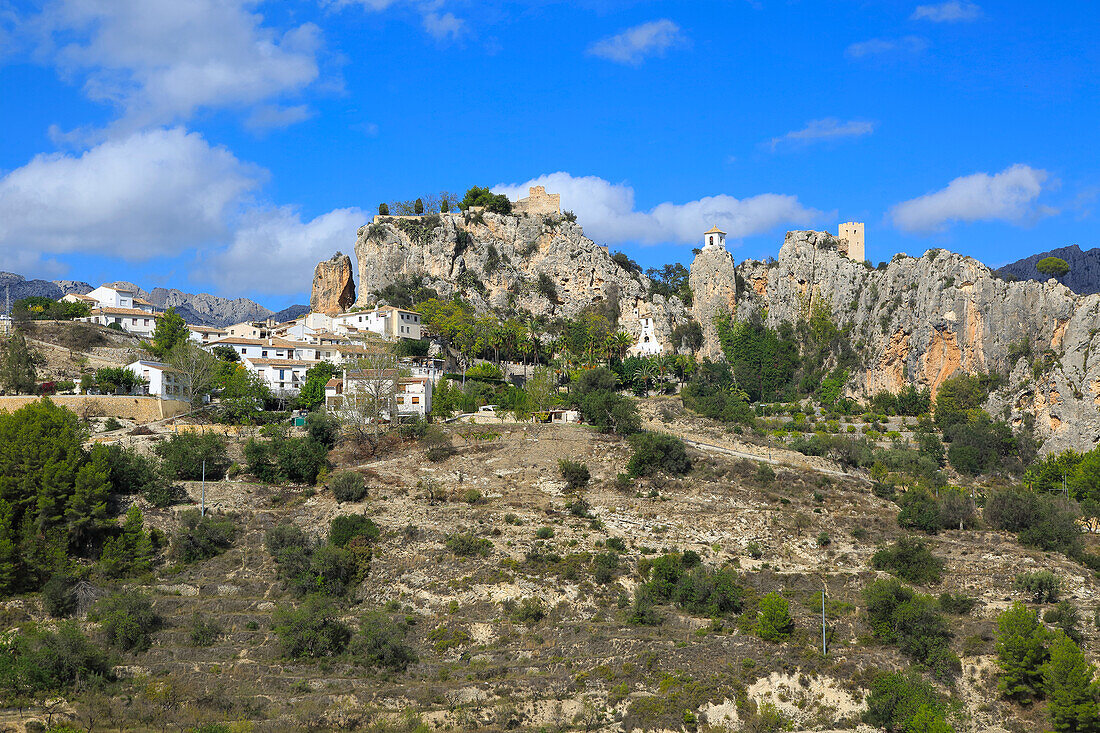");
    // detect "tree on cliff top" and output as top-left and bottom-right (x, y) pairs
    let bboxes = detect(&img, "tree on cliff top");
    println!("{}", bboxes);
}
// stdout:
(1037, 257), (1070, 279)
(459, 186), (512, 215)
